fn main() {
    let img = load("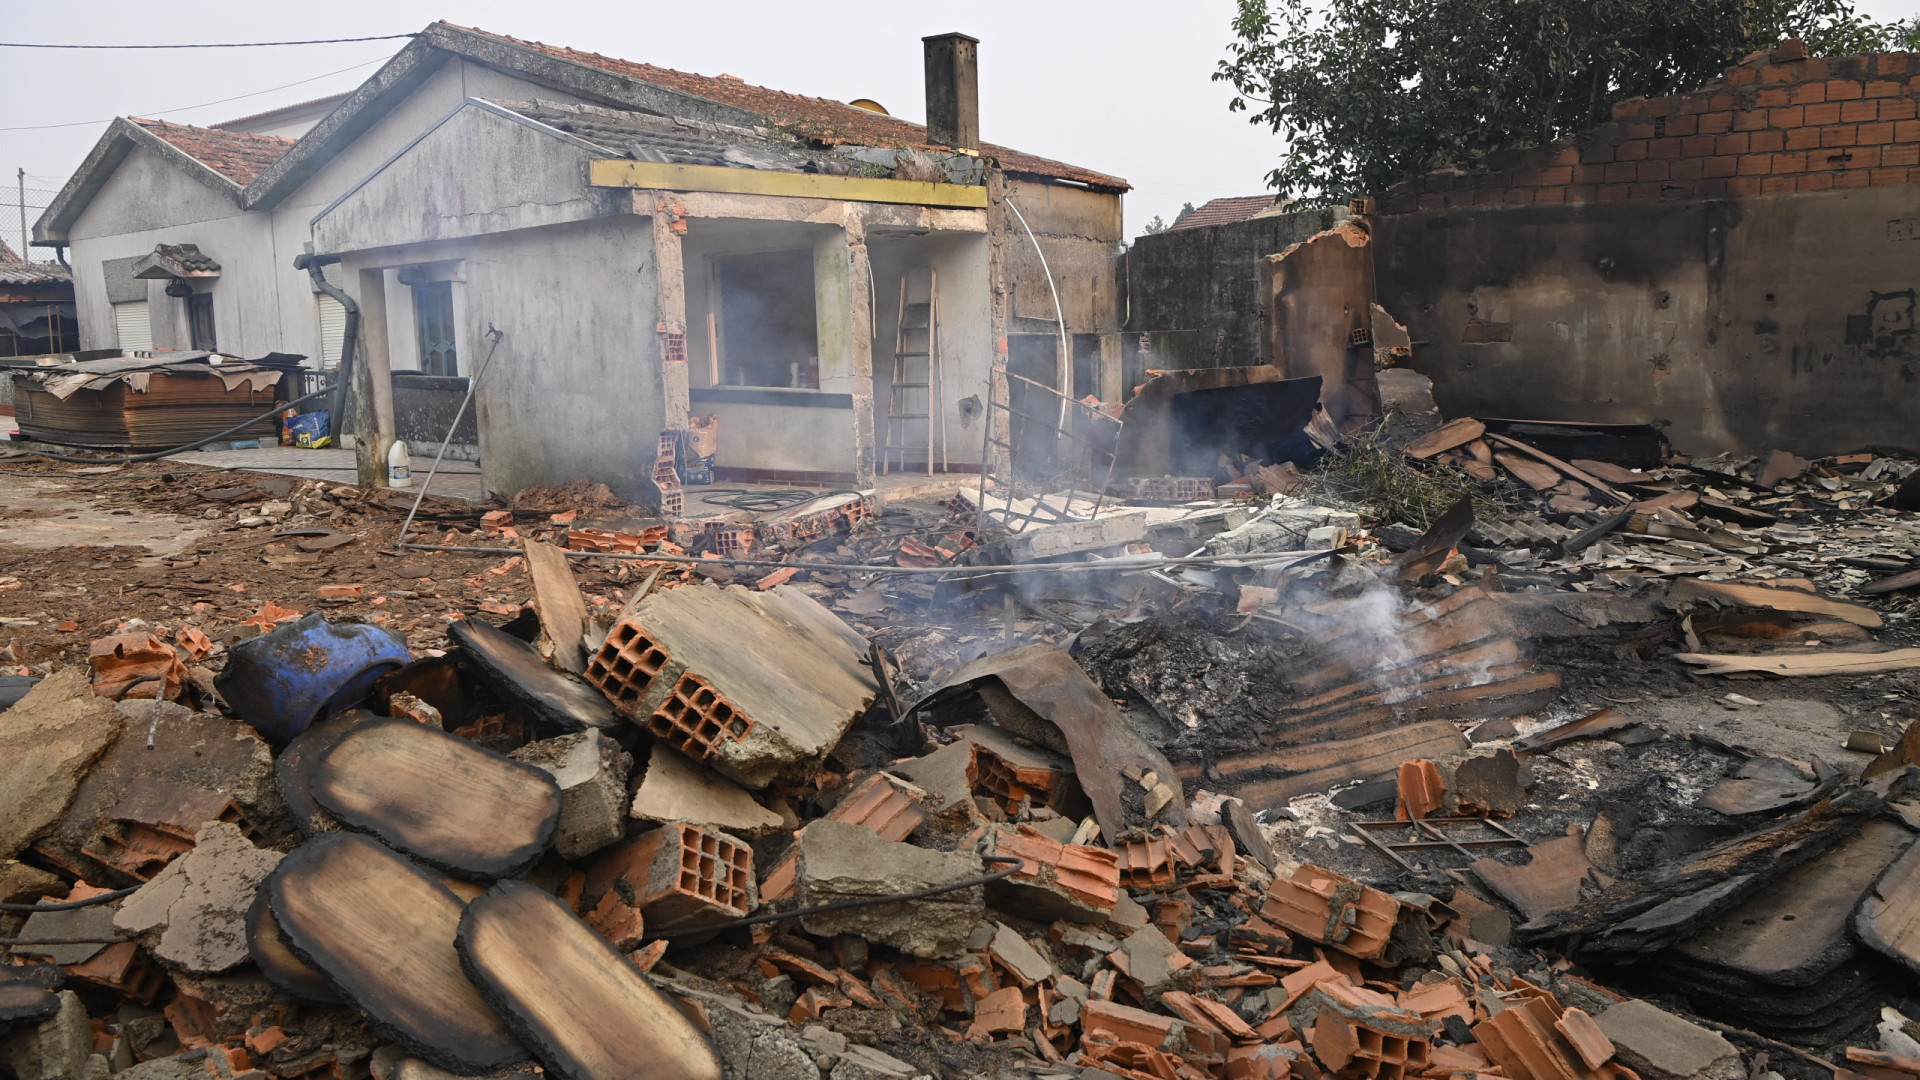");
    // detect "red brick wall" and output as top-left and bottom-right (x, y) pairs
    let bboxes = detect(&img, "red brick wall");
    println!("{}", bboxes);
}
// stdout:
(1379, 42), (1920, 212)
